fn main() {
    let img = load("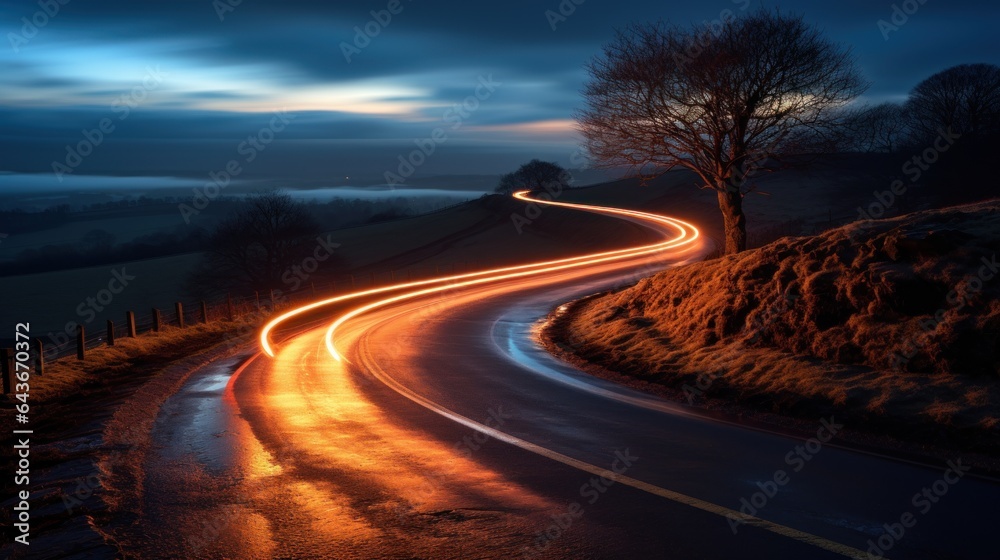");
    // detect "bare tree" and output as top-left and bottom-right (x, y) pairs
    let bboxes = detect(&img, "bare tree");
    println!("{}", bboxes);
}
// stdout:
(579, 9), (866, 253)
(495, 159), (572, 195)
(495, 172), (520, 196)
(188, 190), (324, 296)
(846, 102), (907, 153)
(906, 63), (1000, 143)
